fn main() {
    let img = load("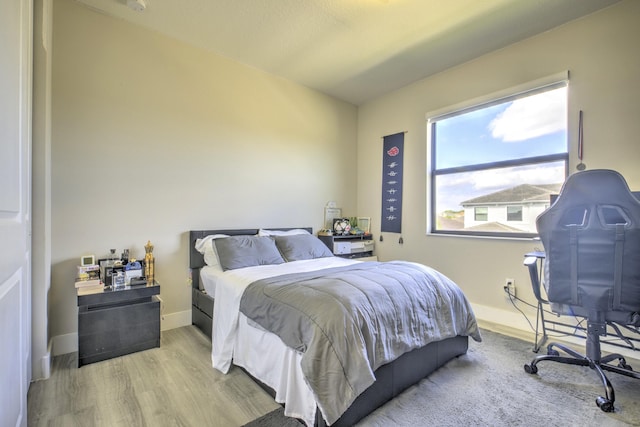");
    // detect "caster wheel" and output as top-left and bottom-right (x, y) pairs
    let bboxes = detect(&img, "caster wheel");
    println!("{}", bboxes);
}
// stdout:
(524, 364), (538, 374)
(596, 396), (614, 412)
